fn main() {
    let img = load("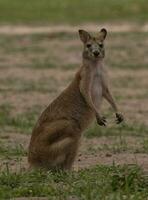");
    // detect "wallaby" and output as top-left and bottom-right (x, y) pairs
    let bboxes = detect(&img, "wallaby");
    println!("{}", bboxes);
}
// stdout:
(28, 28), (124, 170)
